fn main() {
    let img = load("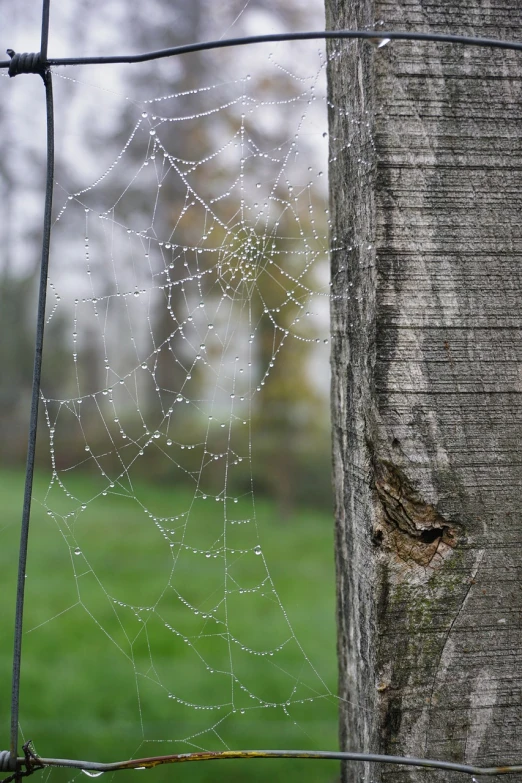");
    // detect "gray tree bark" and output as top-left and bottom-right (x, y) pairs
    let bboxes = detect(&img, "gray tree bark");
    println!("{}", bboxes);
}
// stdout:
(325, 2), (522, 781)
